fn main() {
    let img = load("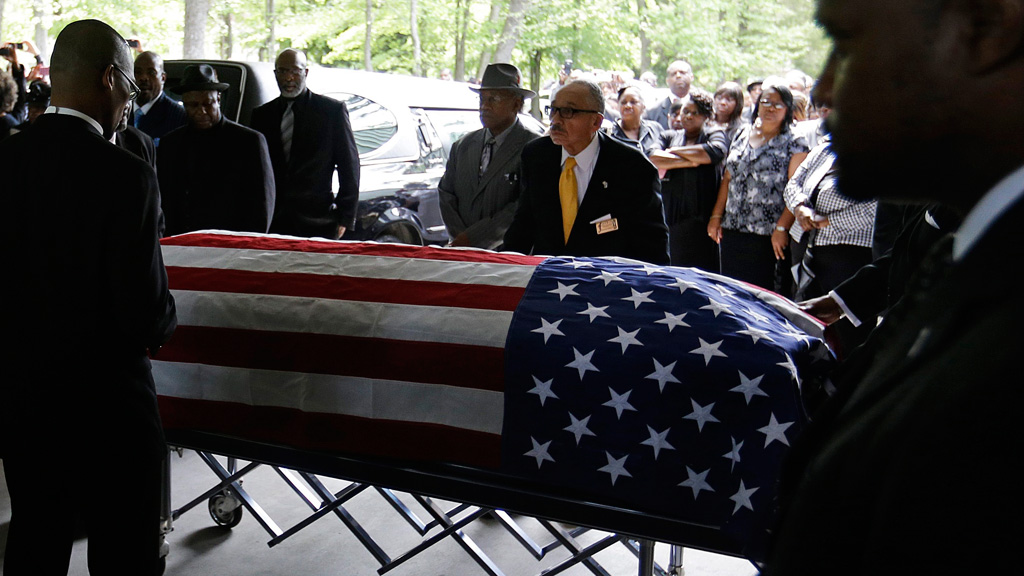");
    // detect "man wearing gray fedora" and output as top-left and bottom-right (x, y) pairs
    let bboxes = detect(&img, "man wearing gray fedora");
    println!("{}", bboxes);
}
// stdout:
(438, 63), (541, 249)
(157, 64), (275, 236)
